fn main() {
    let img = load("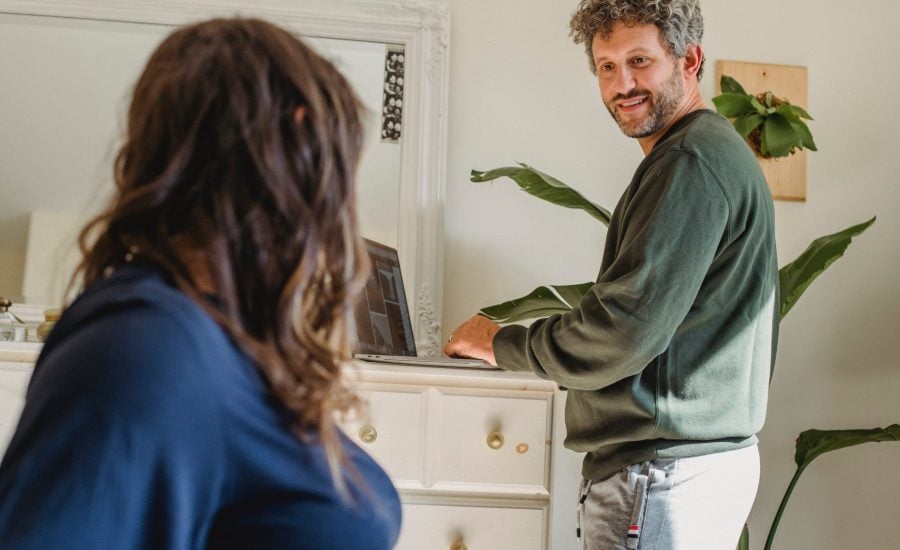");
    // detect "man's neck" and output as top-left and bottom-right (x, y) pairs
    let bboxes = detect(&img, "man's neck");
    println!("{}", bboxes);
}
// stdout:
(637, 88), (706, 155)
